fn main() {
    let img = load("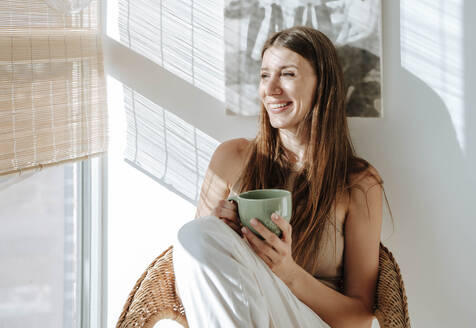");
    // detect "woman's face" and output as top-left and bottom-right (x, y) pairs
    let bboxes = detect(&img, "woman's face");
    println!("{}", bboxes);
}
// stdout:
(259, 46), (317, 133)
